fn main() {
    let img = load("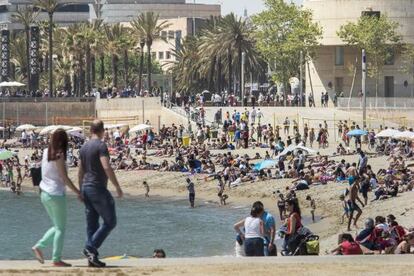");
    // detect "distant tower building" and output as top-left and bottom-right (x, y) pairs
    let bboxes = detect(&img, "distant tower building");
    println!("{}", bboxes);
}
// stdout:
(244, 8), (248, 18)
